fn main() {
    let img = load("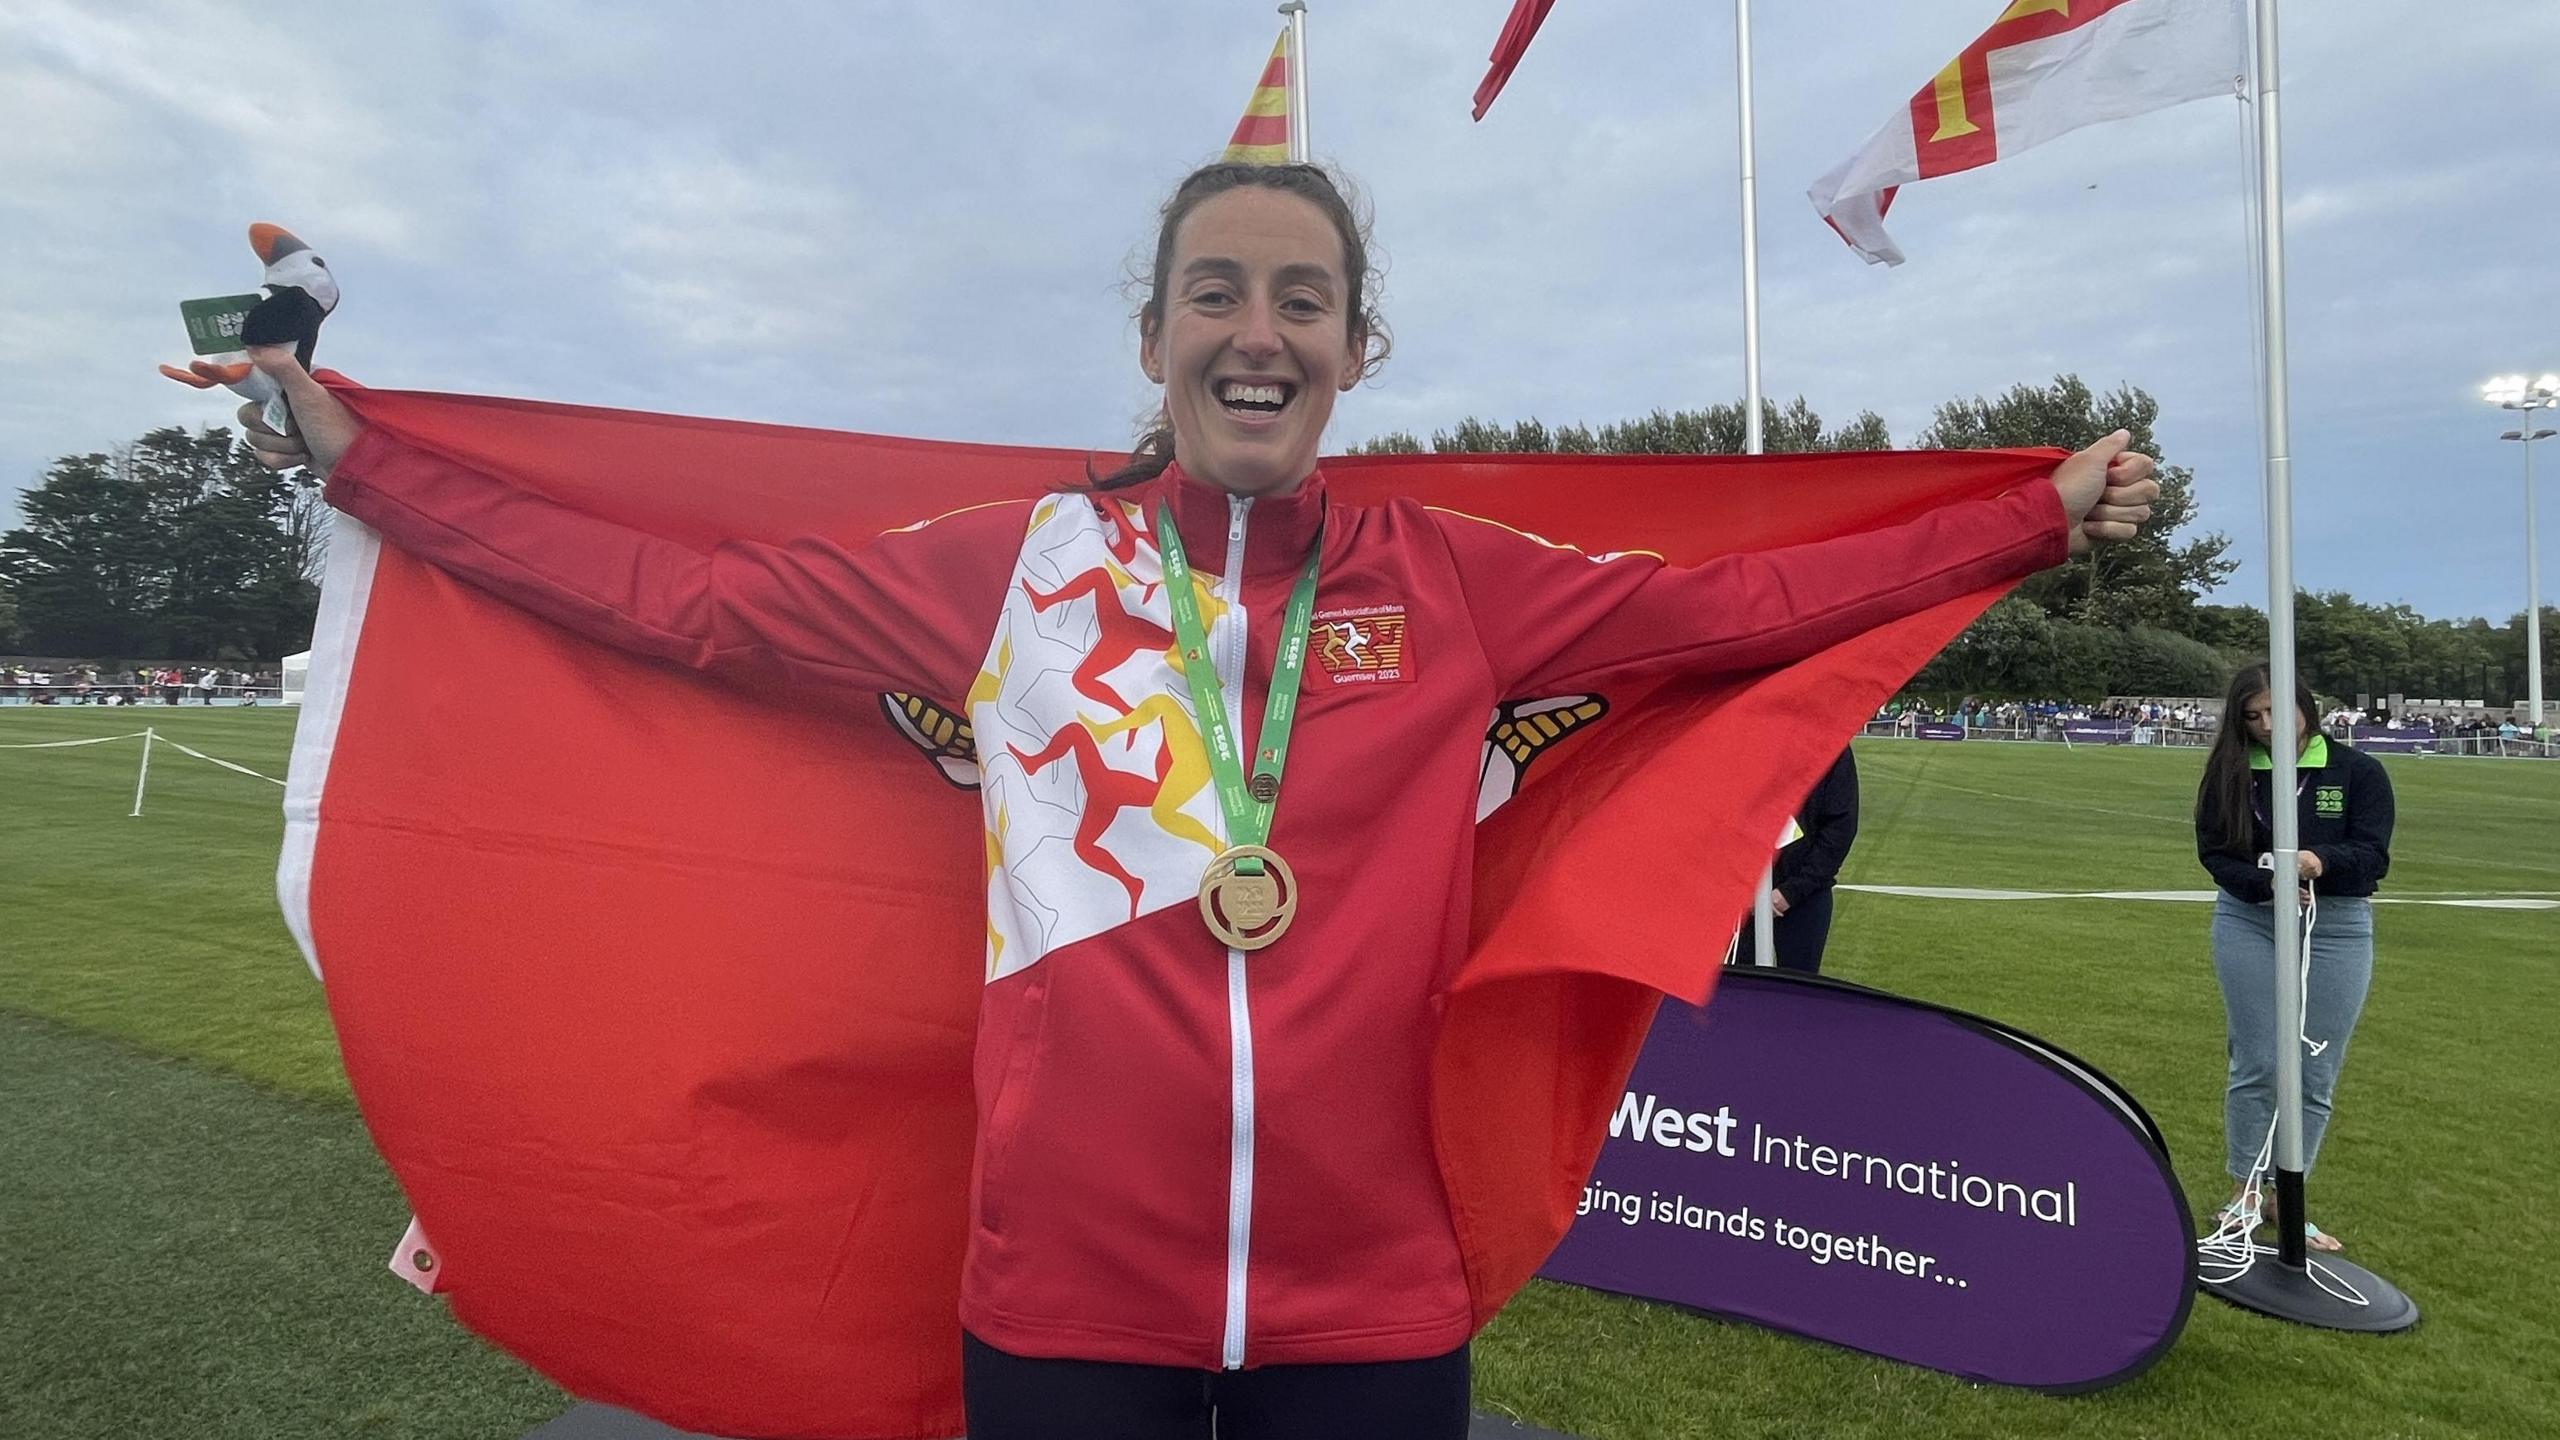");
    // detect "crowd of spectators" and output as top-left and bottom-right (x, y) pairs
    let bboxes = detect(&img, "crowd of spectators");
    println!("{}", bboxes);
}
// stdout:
(1874, 696), (2221, 736)
(1875, 694), (2550, 754)
(2437, 713), (2544, 748)
(0, 662), (278, 705)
